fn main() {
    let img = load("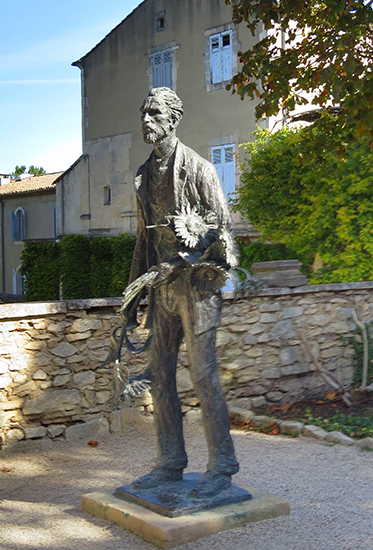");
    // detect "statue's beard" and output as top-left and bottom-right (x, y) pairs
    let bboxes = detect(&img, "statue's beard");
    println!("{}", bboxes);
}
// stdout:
(142, 122), (171, 144)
